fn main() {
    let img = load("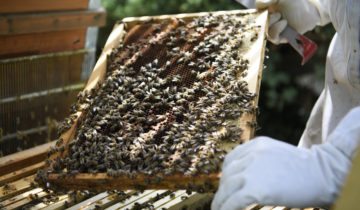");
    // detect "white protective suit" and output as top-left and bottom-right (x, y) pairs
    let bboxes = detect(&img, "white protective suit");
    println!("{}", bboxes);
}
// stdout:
(212, 0), (360, 209)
